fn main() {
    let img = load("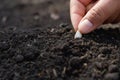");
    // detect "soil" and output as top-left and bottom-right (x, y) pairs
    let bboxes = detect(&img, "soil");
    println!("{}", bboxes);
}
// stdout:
(0, 0), (120, 80)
